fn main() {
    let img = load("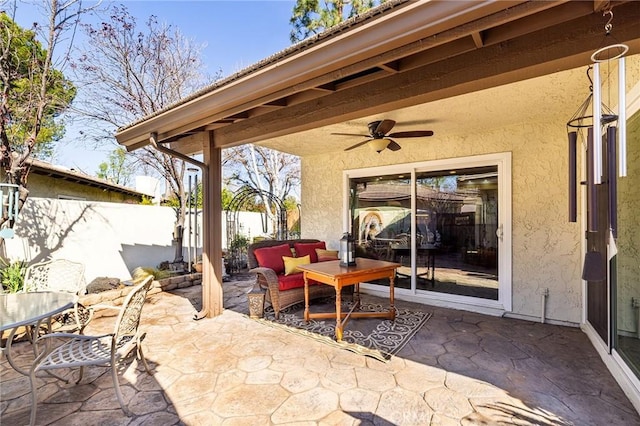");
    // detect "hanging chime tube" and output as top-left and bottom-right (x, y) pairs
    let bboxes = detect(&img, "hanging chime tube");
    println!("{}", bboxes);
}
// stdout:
(568, 131), (577, 222)
(608, 126), (617, 238)
(587, 127), (597, 232)
(593, 62), (602, 184)
(619, 56), (627, 177)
